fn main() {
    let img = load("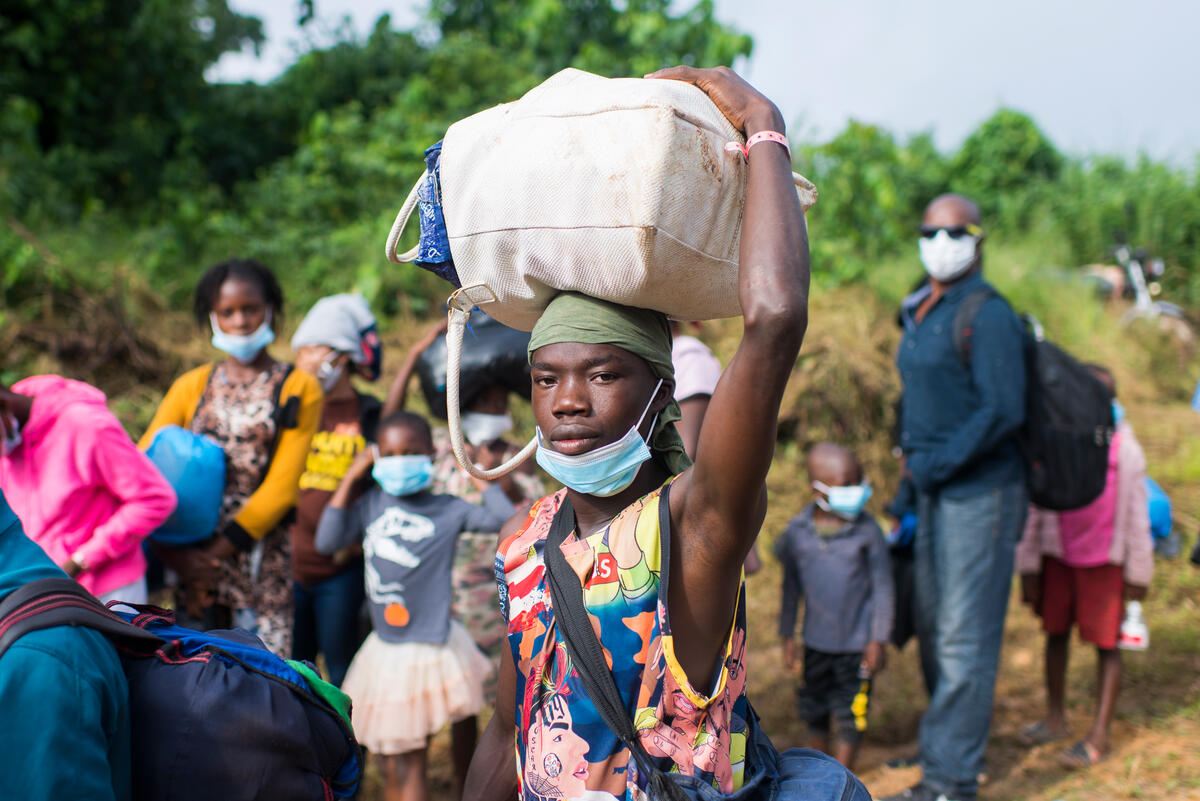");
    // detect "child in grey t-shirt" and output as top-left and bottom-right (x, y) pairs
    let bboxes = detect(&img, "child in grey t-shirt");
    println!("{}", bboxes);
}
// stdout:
(315, 411), (514, 799)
